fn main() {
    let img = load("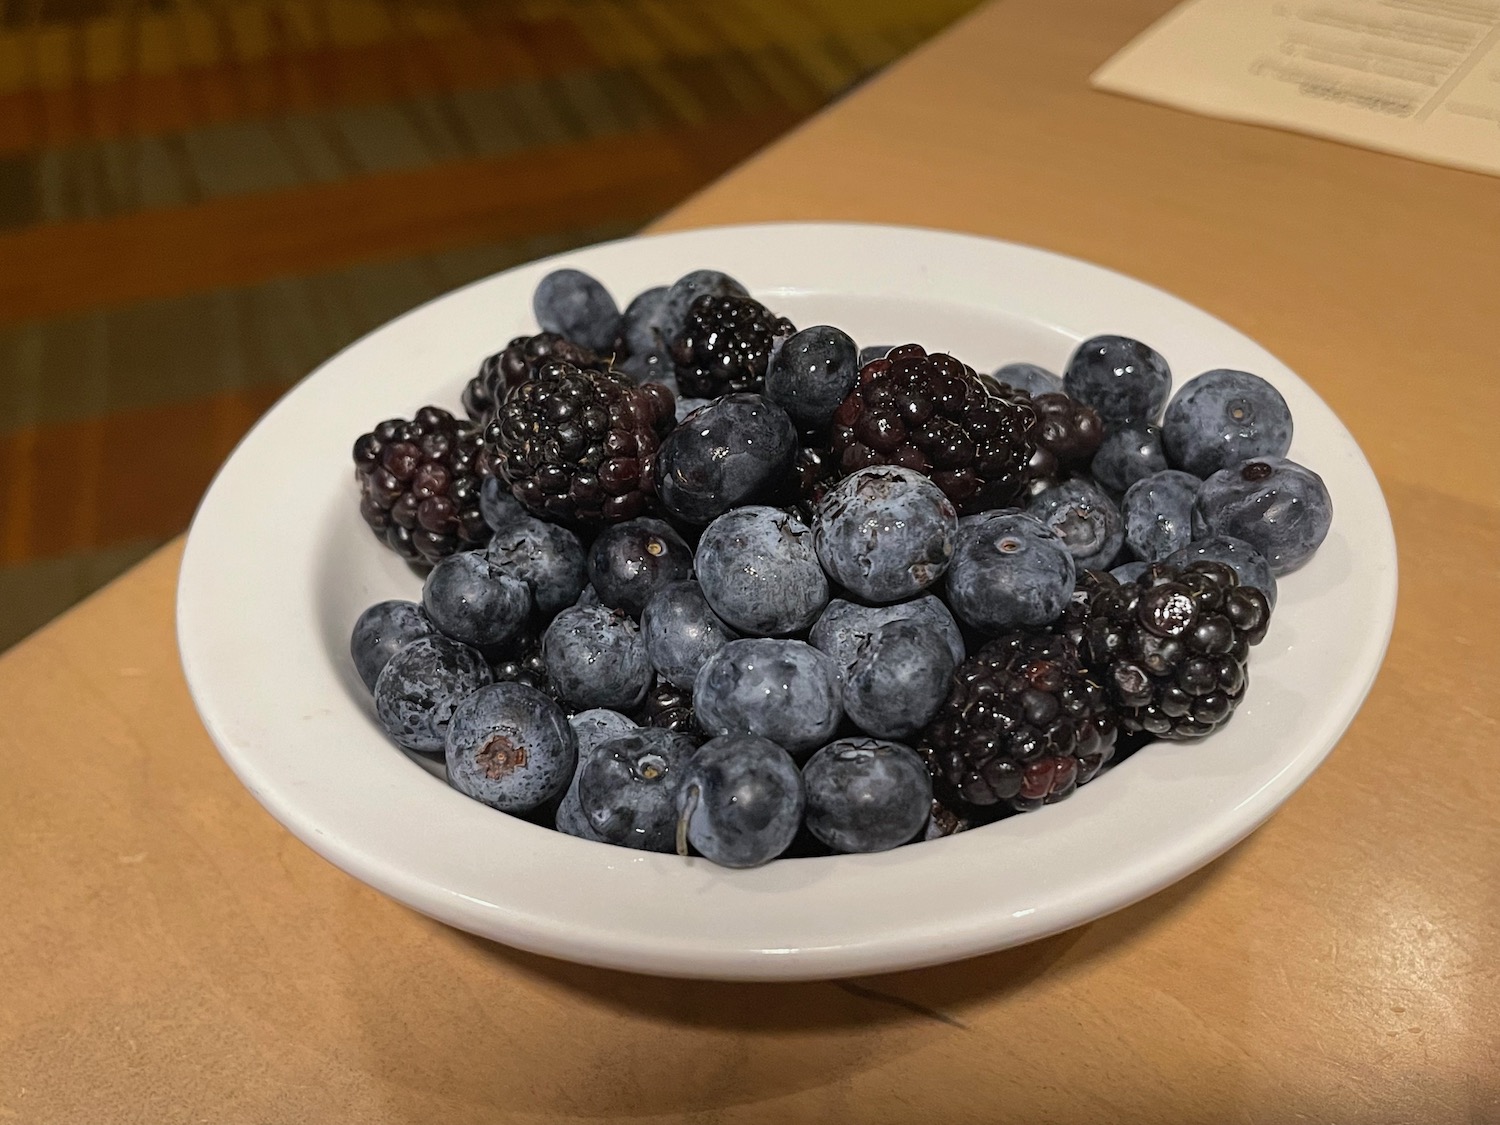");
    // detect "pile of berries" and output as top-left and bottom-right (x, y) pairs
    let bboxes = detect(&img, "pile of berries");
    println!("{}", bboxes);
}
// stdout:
(349, 265), (1333, 868)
